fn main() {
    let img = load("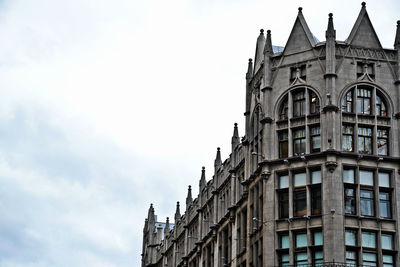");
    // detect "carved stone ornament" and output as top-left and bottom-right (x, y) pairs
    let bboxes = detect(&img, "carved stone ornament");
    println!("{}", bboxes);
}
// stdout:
(325, 161), (338, 172)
